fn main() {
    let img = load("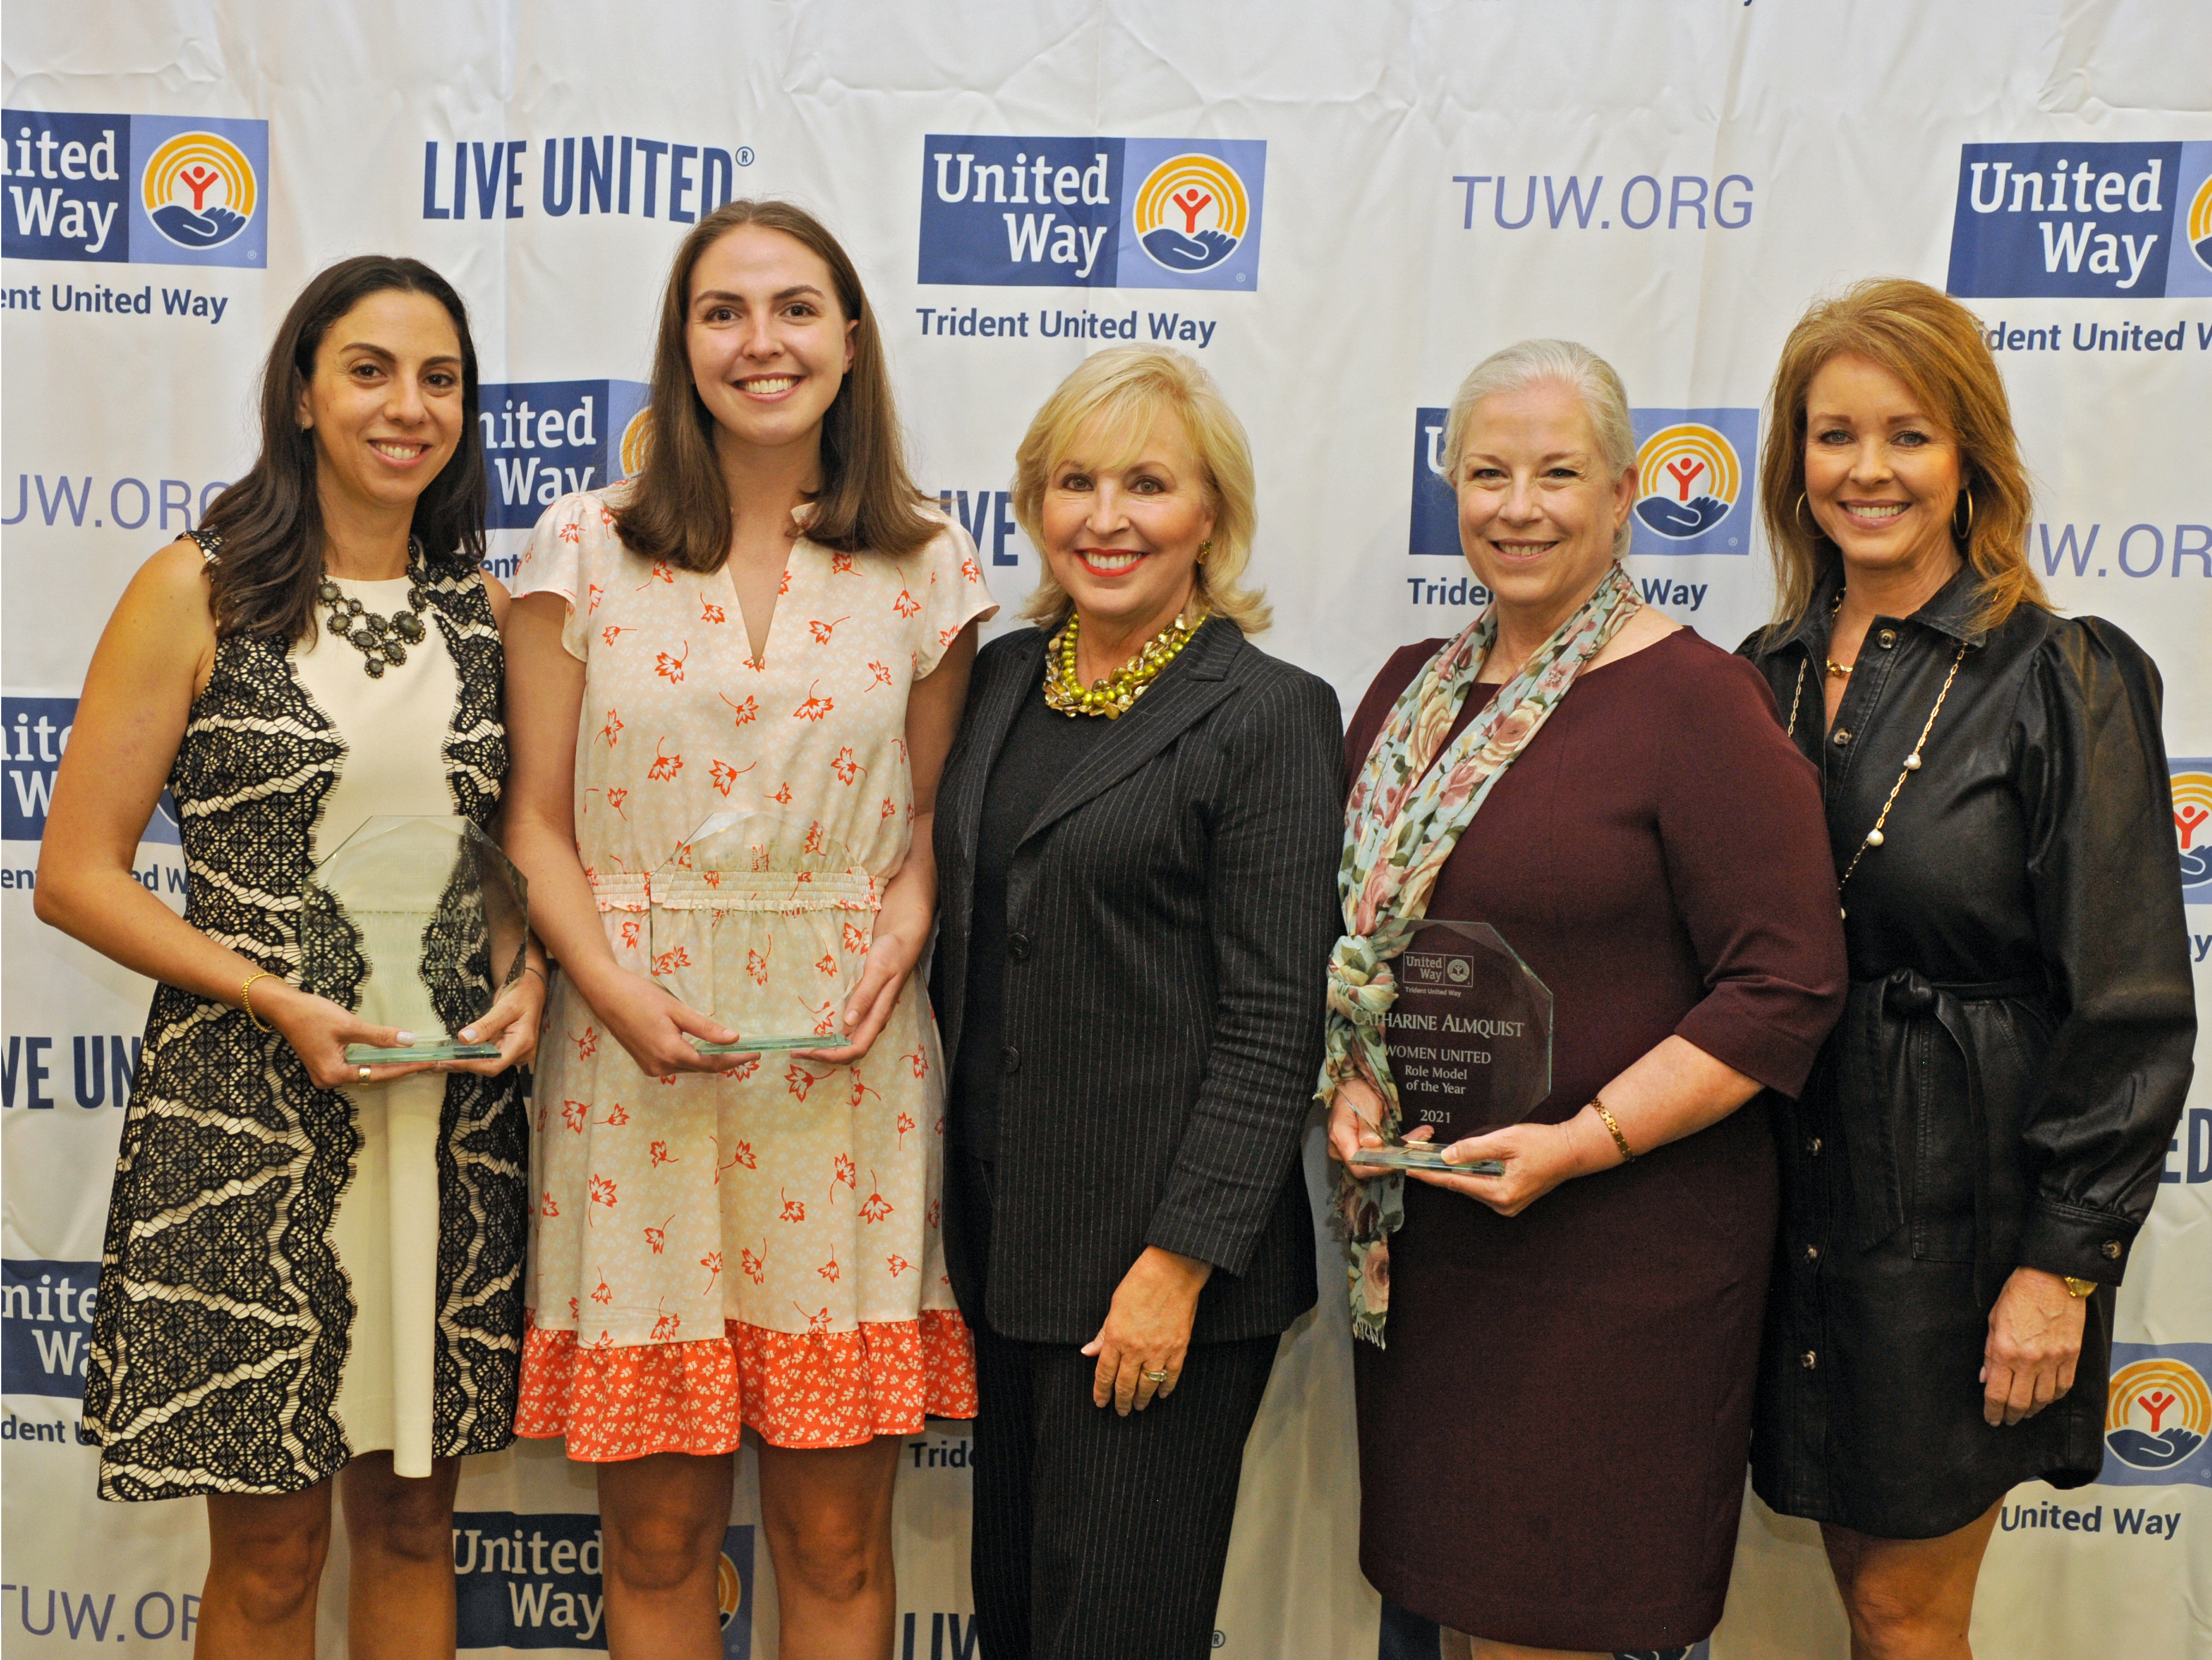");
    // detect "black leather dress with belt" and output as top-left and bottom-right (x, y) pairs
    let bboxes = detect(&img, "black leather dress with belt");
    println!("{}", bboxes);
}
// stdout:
(1739, 564), (2196, 1538)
